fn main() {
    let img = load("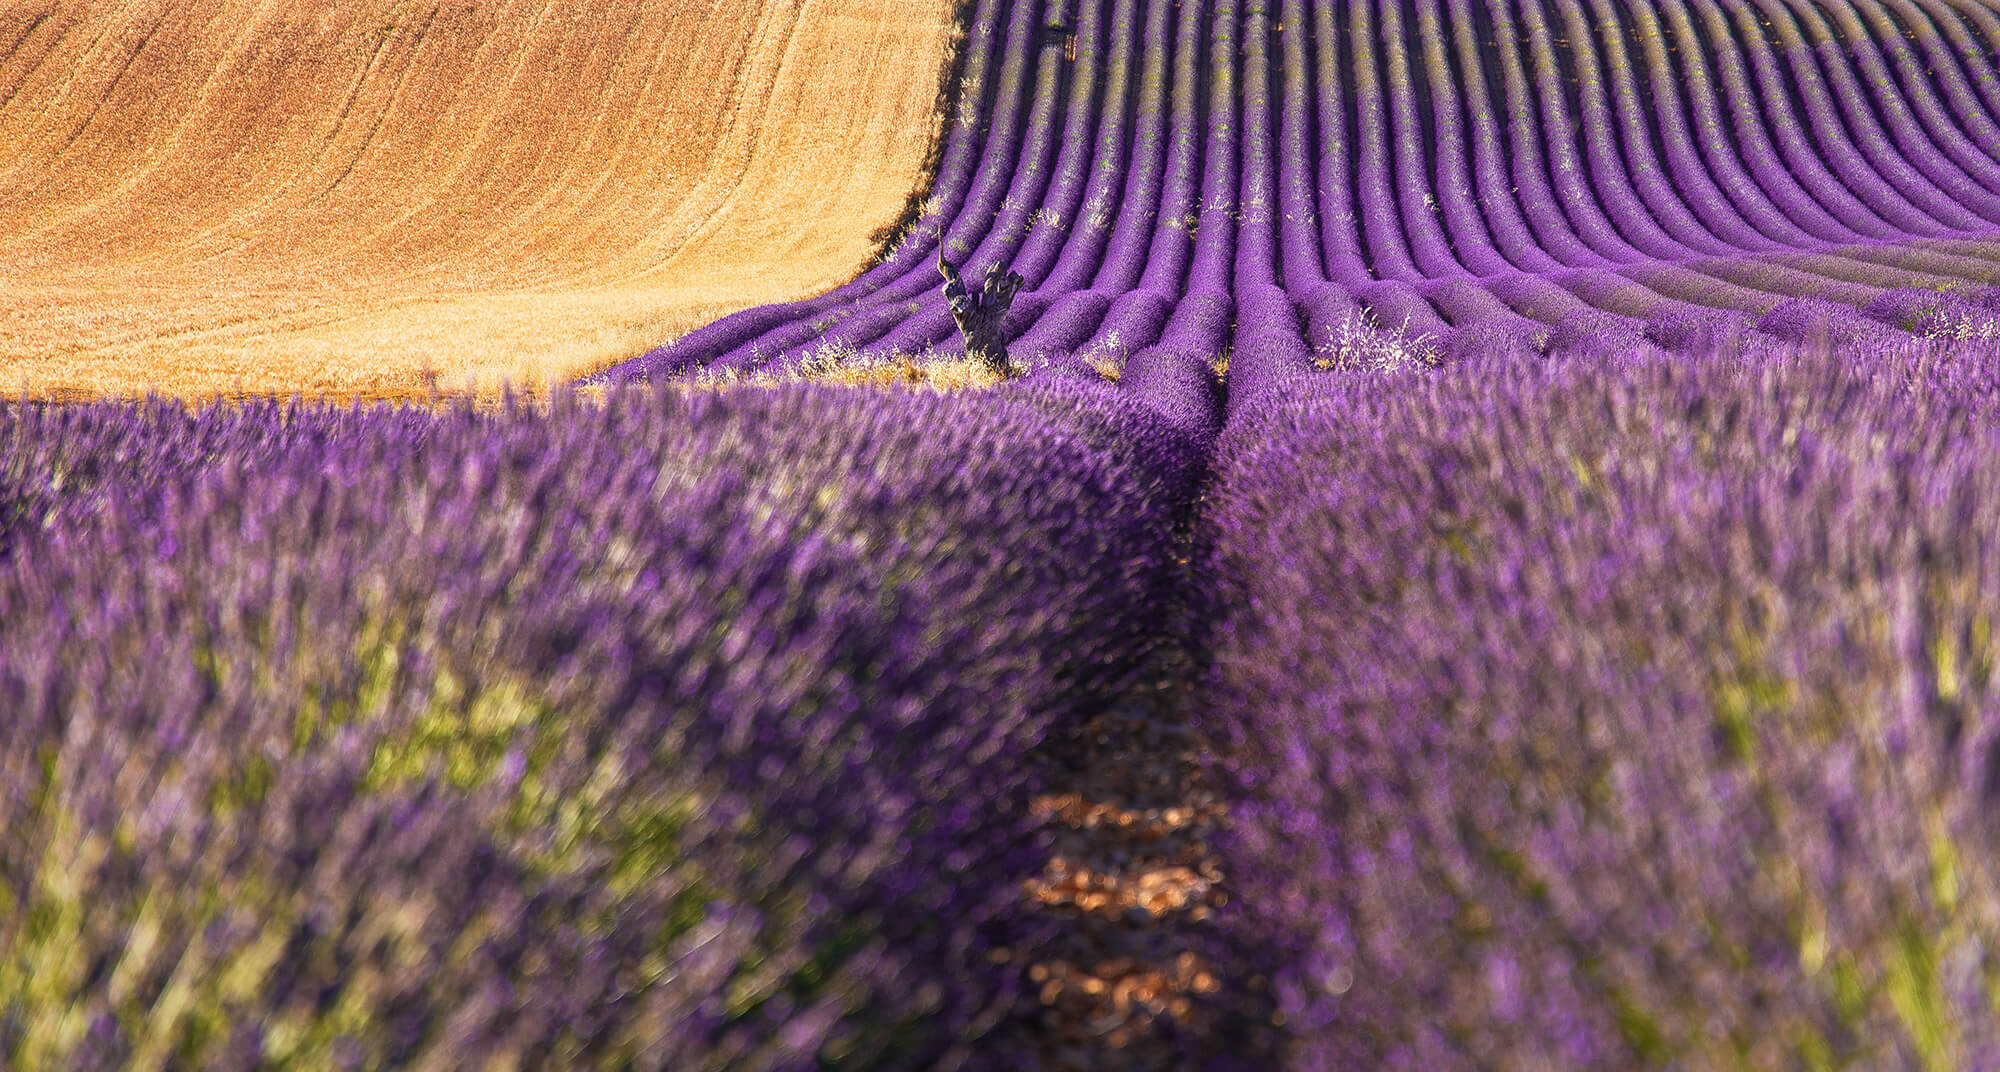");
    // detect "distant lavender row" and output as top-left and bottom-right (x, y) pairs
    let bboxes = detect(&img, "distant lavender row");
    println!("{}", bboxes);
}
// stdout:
(1203, 346), (2000, 1067)
(0, 379), (1206, 1070)
(595, 0), (2000, 380)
